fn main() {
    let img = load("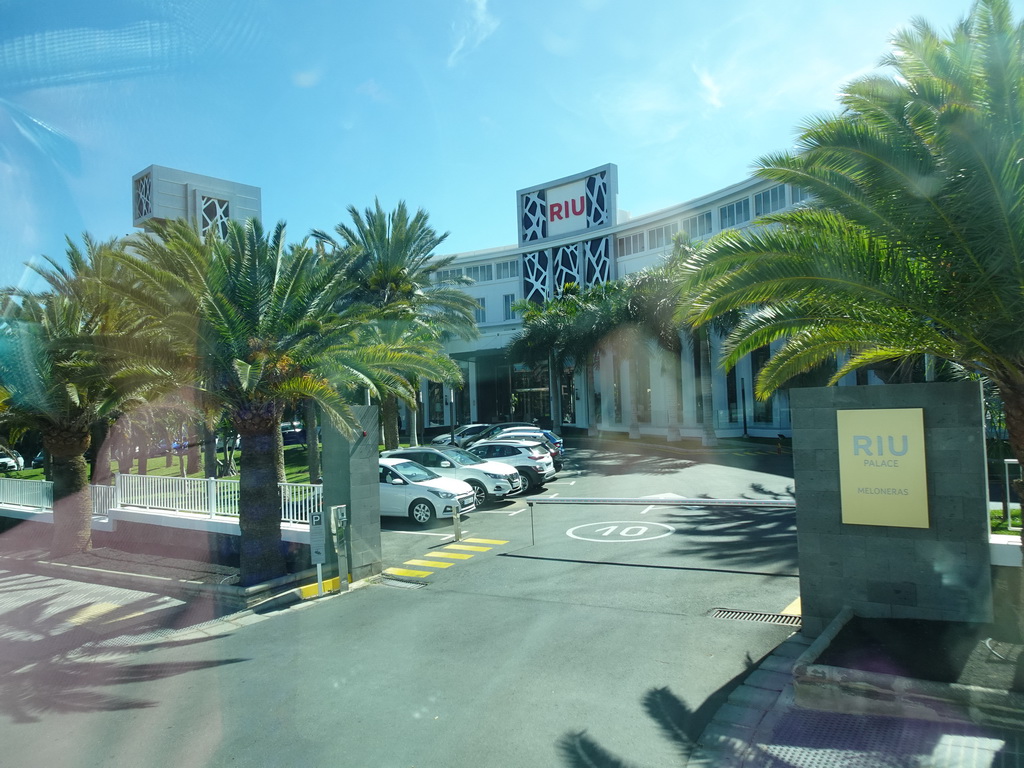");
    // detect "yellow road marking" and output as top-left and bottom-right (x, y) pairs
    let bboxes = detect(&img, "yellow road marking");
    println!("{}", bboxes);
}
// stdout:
(445, 544), (491, 552)
(781, 597), (802, 616)
(67, 602), (121, 625)
(300, 577), (342, 599)
(464, 538), (508, 545)
(406, 559), (454, 568)
(430, 551), (473, 560)
(385, 567), (433, 578)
